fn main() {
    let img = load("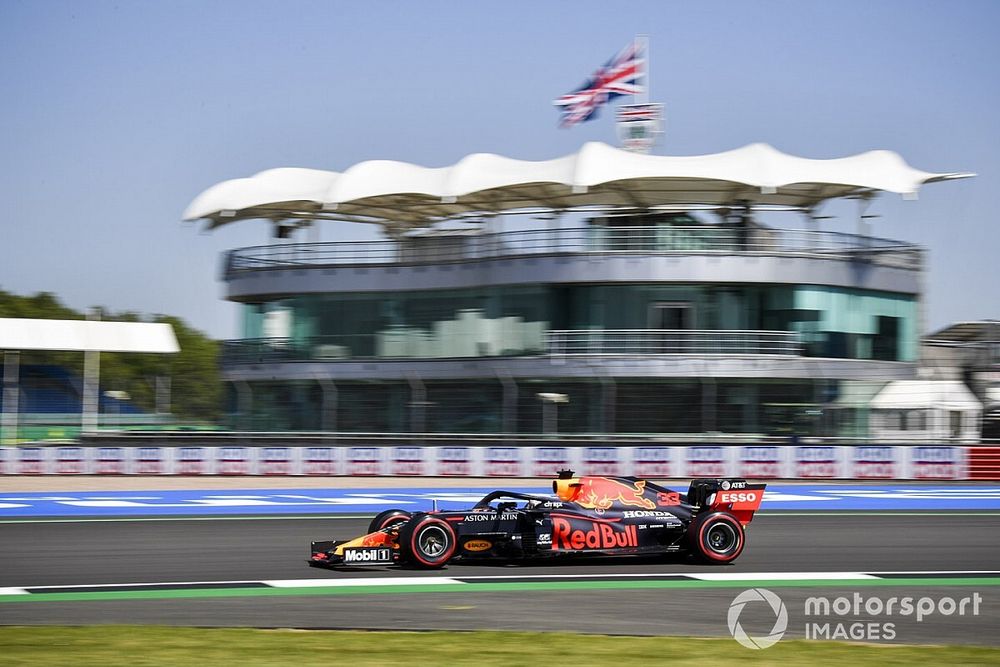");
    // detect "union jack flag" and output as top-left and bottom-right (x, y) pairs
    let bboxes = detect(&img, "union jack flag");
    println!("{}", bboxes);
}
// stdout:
(554, 40), (645, 128)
